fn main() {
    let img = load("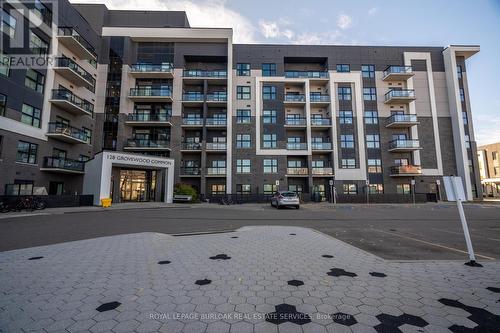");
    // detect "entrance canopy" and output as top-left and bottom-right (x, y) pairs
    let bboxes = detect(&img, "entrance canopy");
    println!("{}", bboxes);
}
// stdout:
(83, 151), (174, 205)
